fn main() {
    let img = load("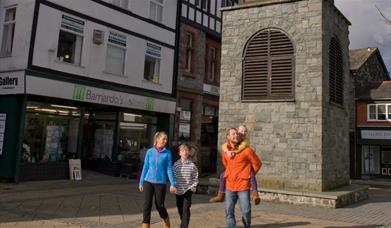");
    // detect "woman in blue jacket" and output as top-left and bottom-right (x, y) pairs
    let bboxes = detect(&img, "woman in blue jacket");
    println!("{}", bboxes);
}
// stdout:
(139, 131), (176, 228)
